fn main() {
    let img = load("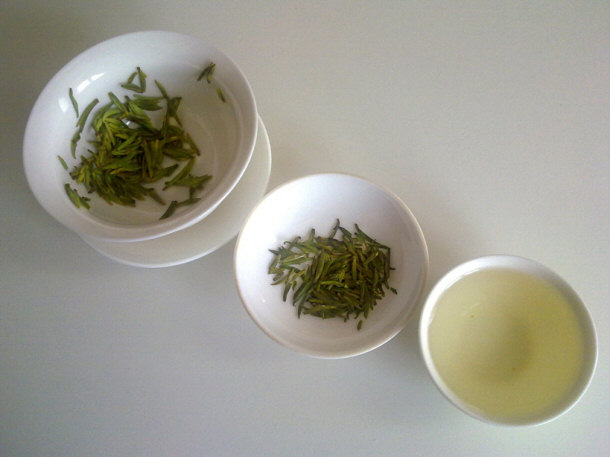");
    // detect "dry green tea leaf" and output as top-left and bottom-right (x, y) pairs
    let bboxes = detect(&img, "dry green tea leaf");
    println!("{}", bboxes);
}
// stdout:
(269, 220), (396, 329)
